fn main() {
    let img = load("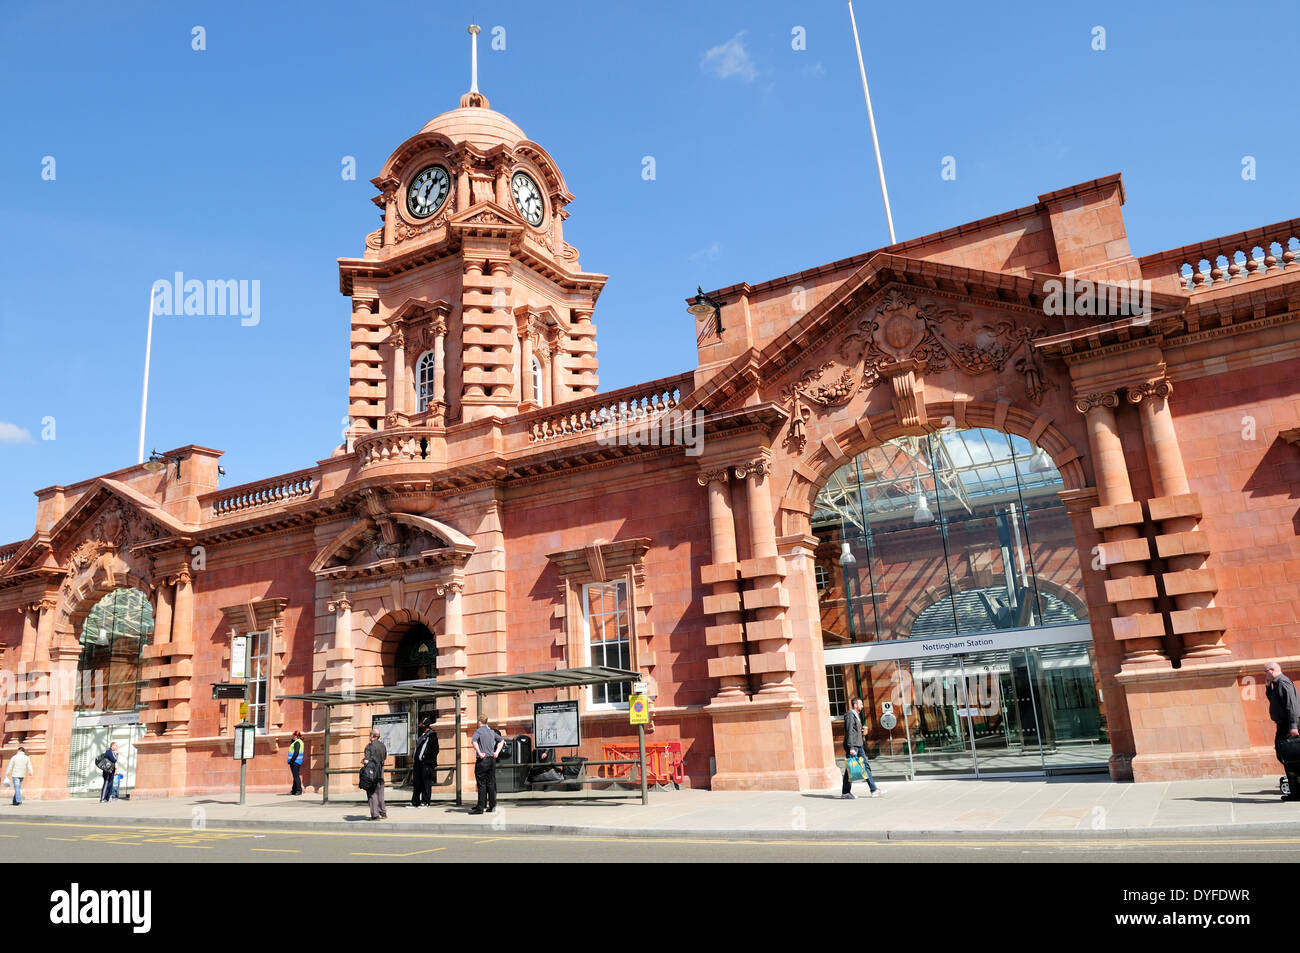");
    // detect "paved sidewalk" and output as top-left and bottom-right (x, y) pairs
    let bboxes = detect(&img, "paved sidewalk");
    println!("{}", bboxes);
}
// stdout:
(6, 775), (1300, 838)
